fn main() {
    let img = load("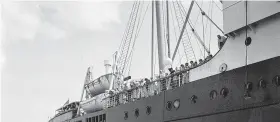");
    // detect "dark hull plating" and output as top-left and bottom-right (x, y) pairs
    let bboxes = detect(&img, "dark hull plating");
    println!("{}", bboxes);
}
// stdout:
(68, 56), (280, 122)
